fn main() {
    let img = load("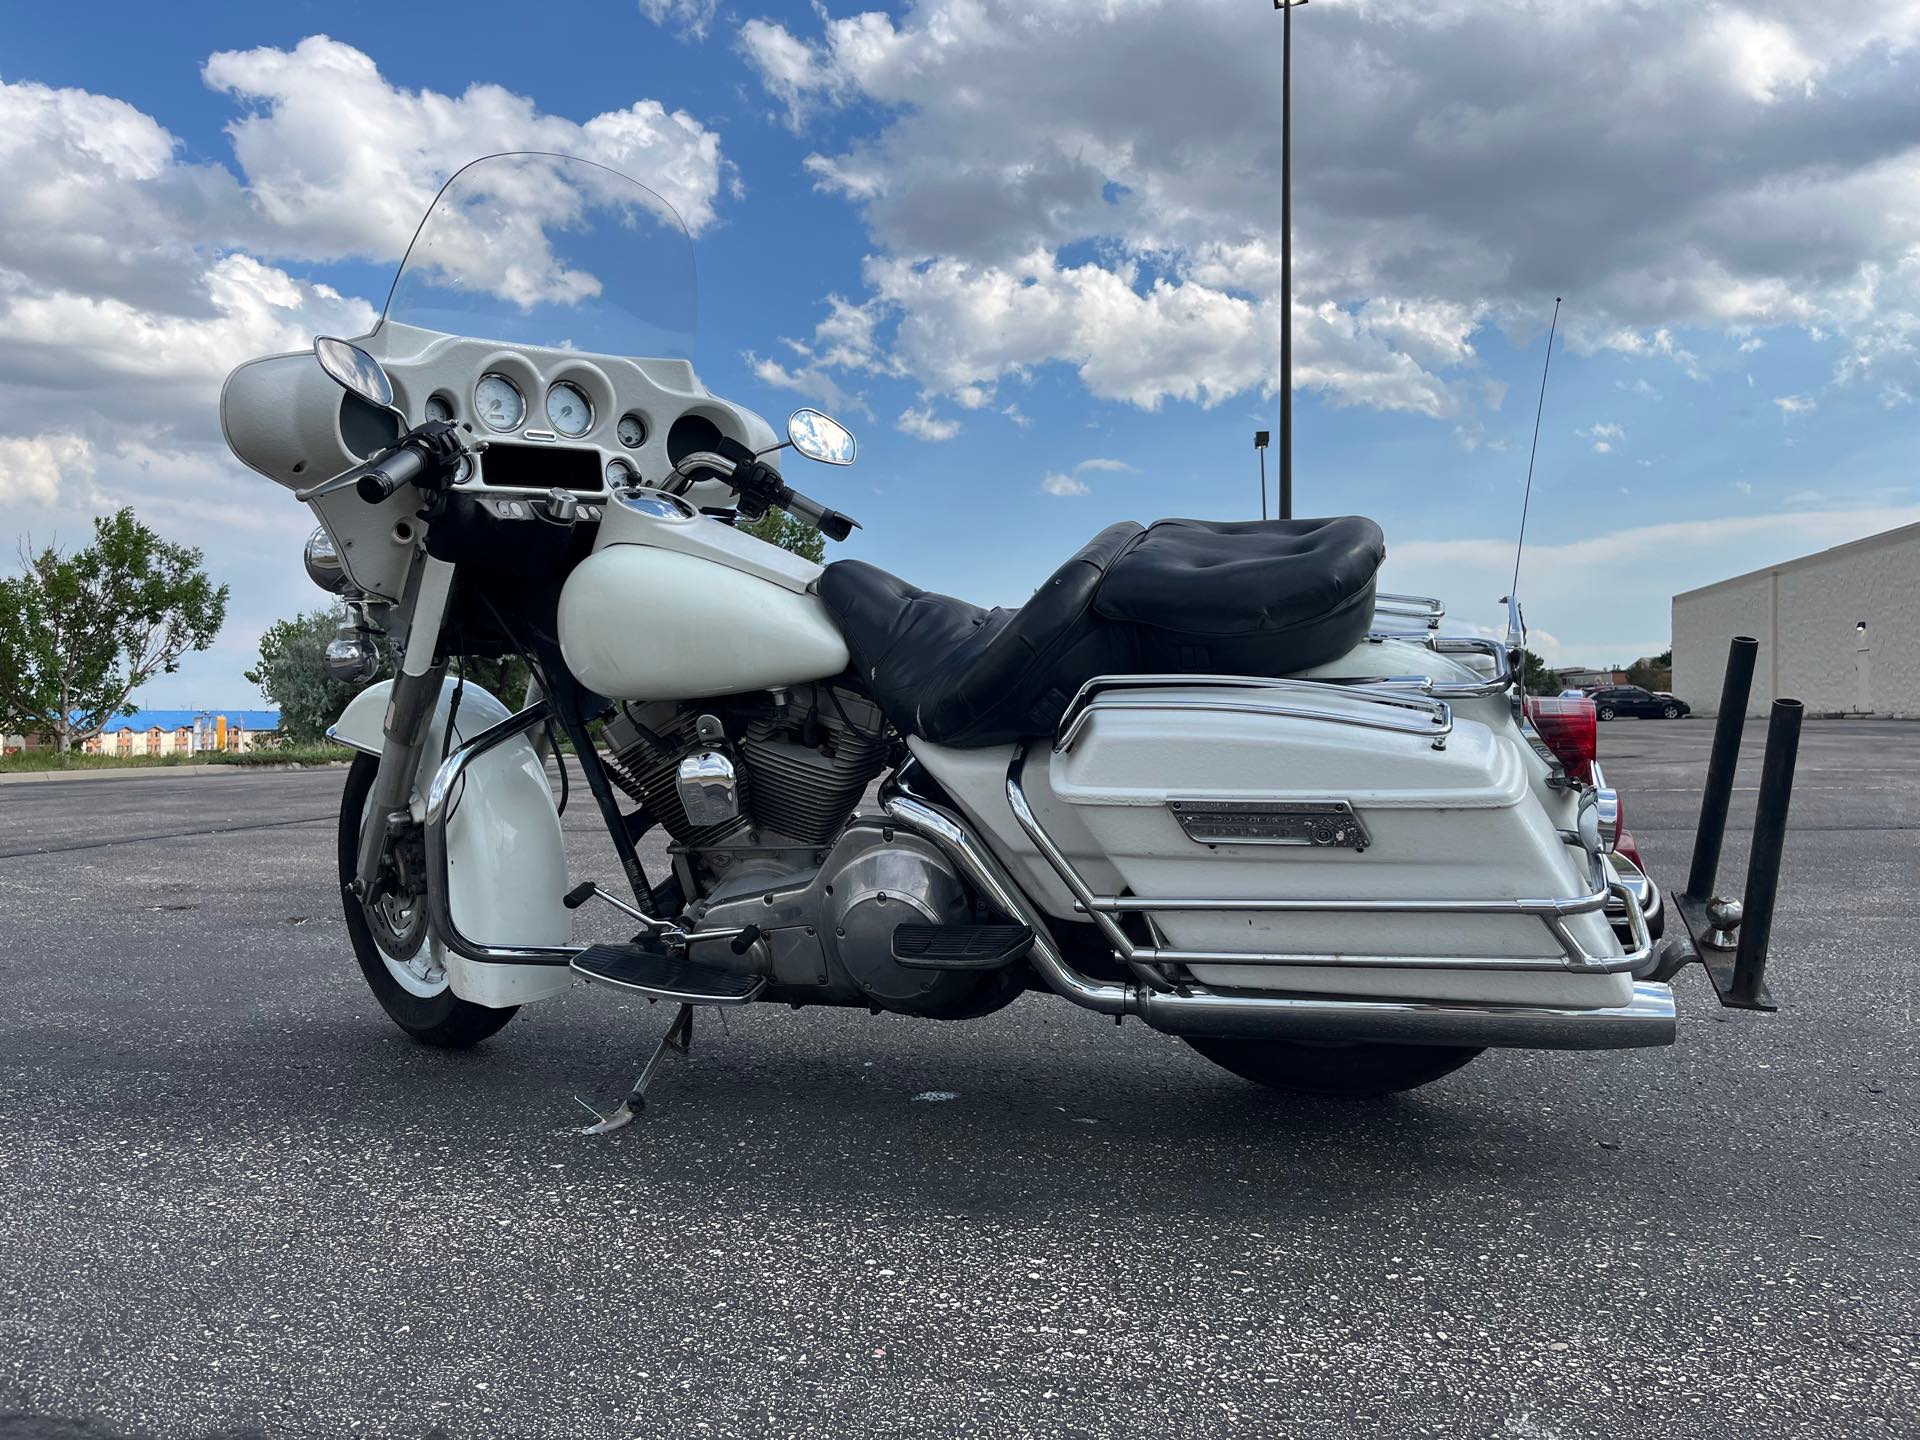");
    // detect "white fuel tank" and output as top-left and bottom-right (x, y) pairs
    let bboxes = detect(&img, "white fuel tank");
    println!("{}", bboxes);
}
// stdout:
(558, 543), (850, 700)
